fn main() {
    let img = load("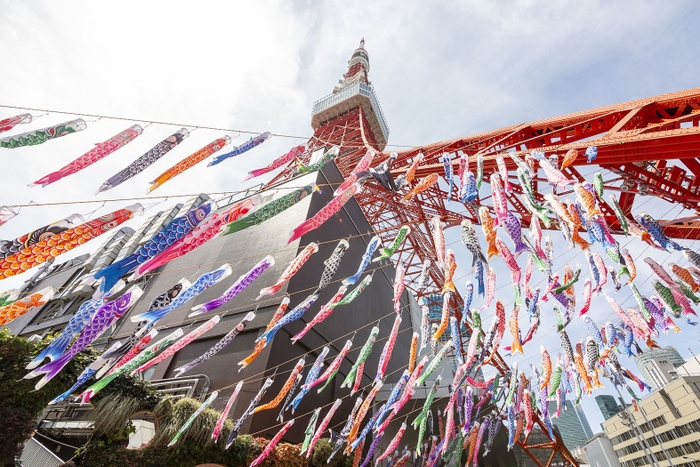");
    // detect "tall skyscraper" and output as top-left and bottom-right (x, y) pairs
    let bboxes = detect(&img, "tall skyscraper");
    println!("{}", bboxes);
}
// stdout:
(548, 400), (594, 449)
(595, 395), (623, 421)
(634, 346), (685, 391)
